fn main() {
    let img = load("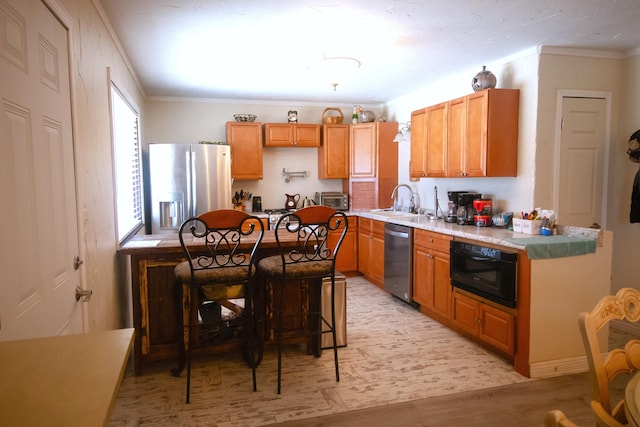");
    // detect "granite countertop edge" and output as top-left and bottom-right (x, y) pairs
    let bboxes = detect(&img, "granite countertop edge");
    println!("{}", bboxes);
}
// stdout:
(354, 211), (602, 251)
